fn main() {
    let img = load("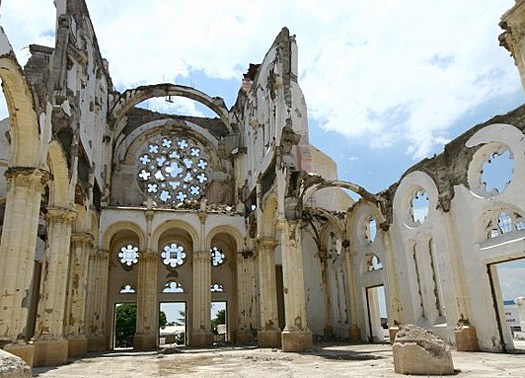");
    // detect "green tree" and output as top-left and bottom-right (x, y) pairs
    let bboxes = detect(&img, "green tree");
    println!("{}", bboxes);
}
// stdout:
(115, 303), (168, 347)
(211, 309), (226, 334)
(115, 303), (136, 347)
